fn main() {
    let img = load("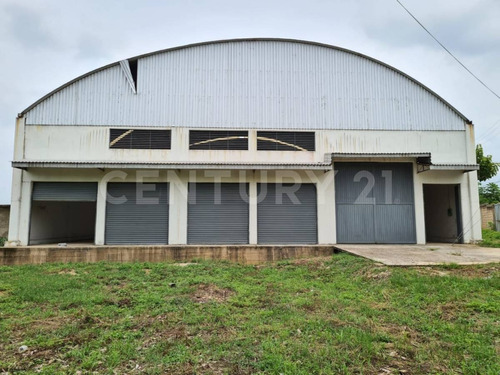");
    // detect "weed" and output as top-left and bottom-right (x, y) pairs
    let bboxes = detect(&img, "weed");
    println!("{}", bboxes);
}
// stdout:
(0, 255), (498, 374)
